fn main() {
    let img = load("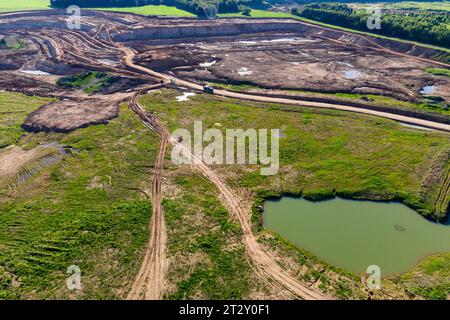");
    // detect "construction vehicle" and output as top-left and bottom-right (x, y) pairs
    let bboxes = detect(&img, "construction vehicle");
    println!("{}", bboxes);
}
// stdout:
(203, 85), (214, 94)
